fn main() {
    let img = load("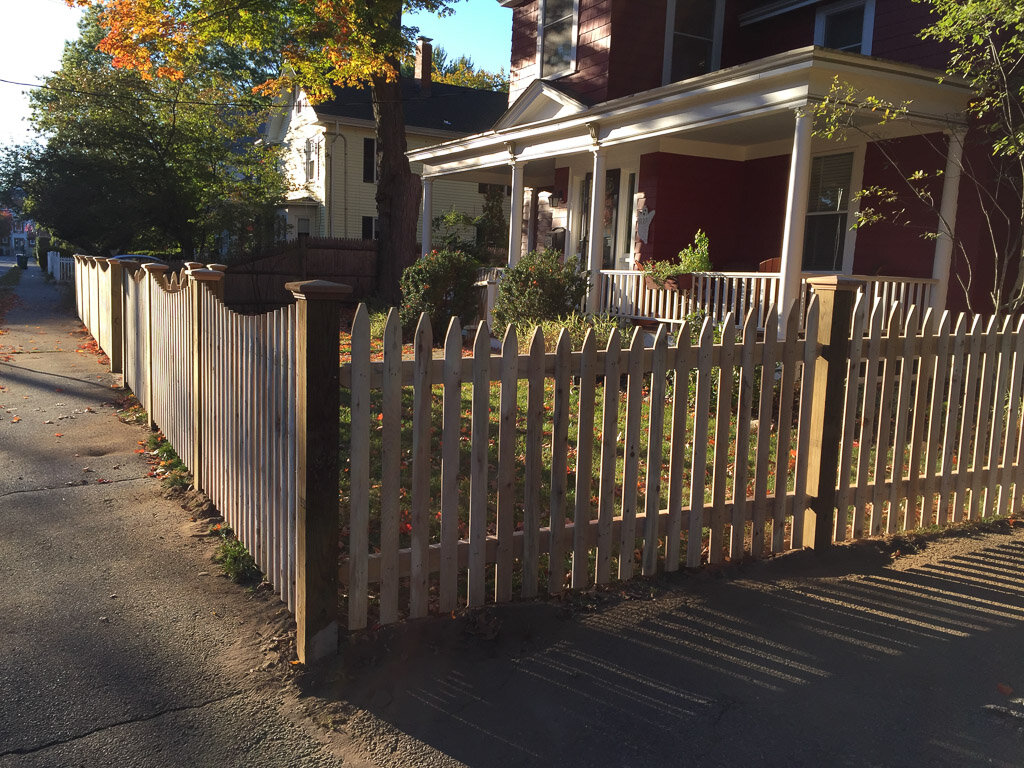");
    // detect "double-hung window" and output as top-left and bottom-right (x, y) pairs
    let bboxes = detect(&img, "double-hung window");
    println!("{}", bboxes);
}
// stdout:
(664, 0), (724, 84)
(538, 0), (578, 79)
(815, 0), (875, 55)
(803, 152), (854, 272)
